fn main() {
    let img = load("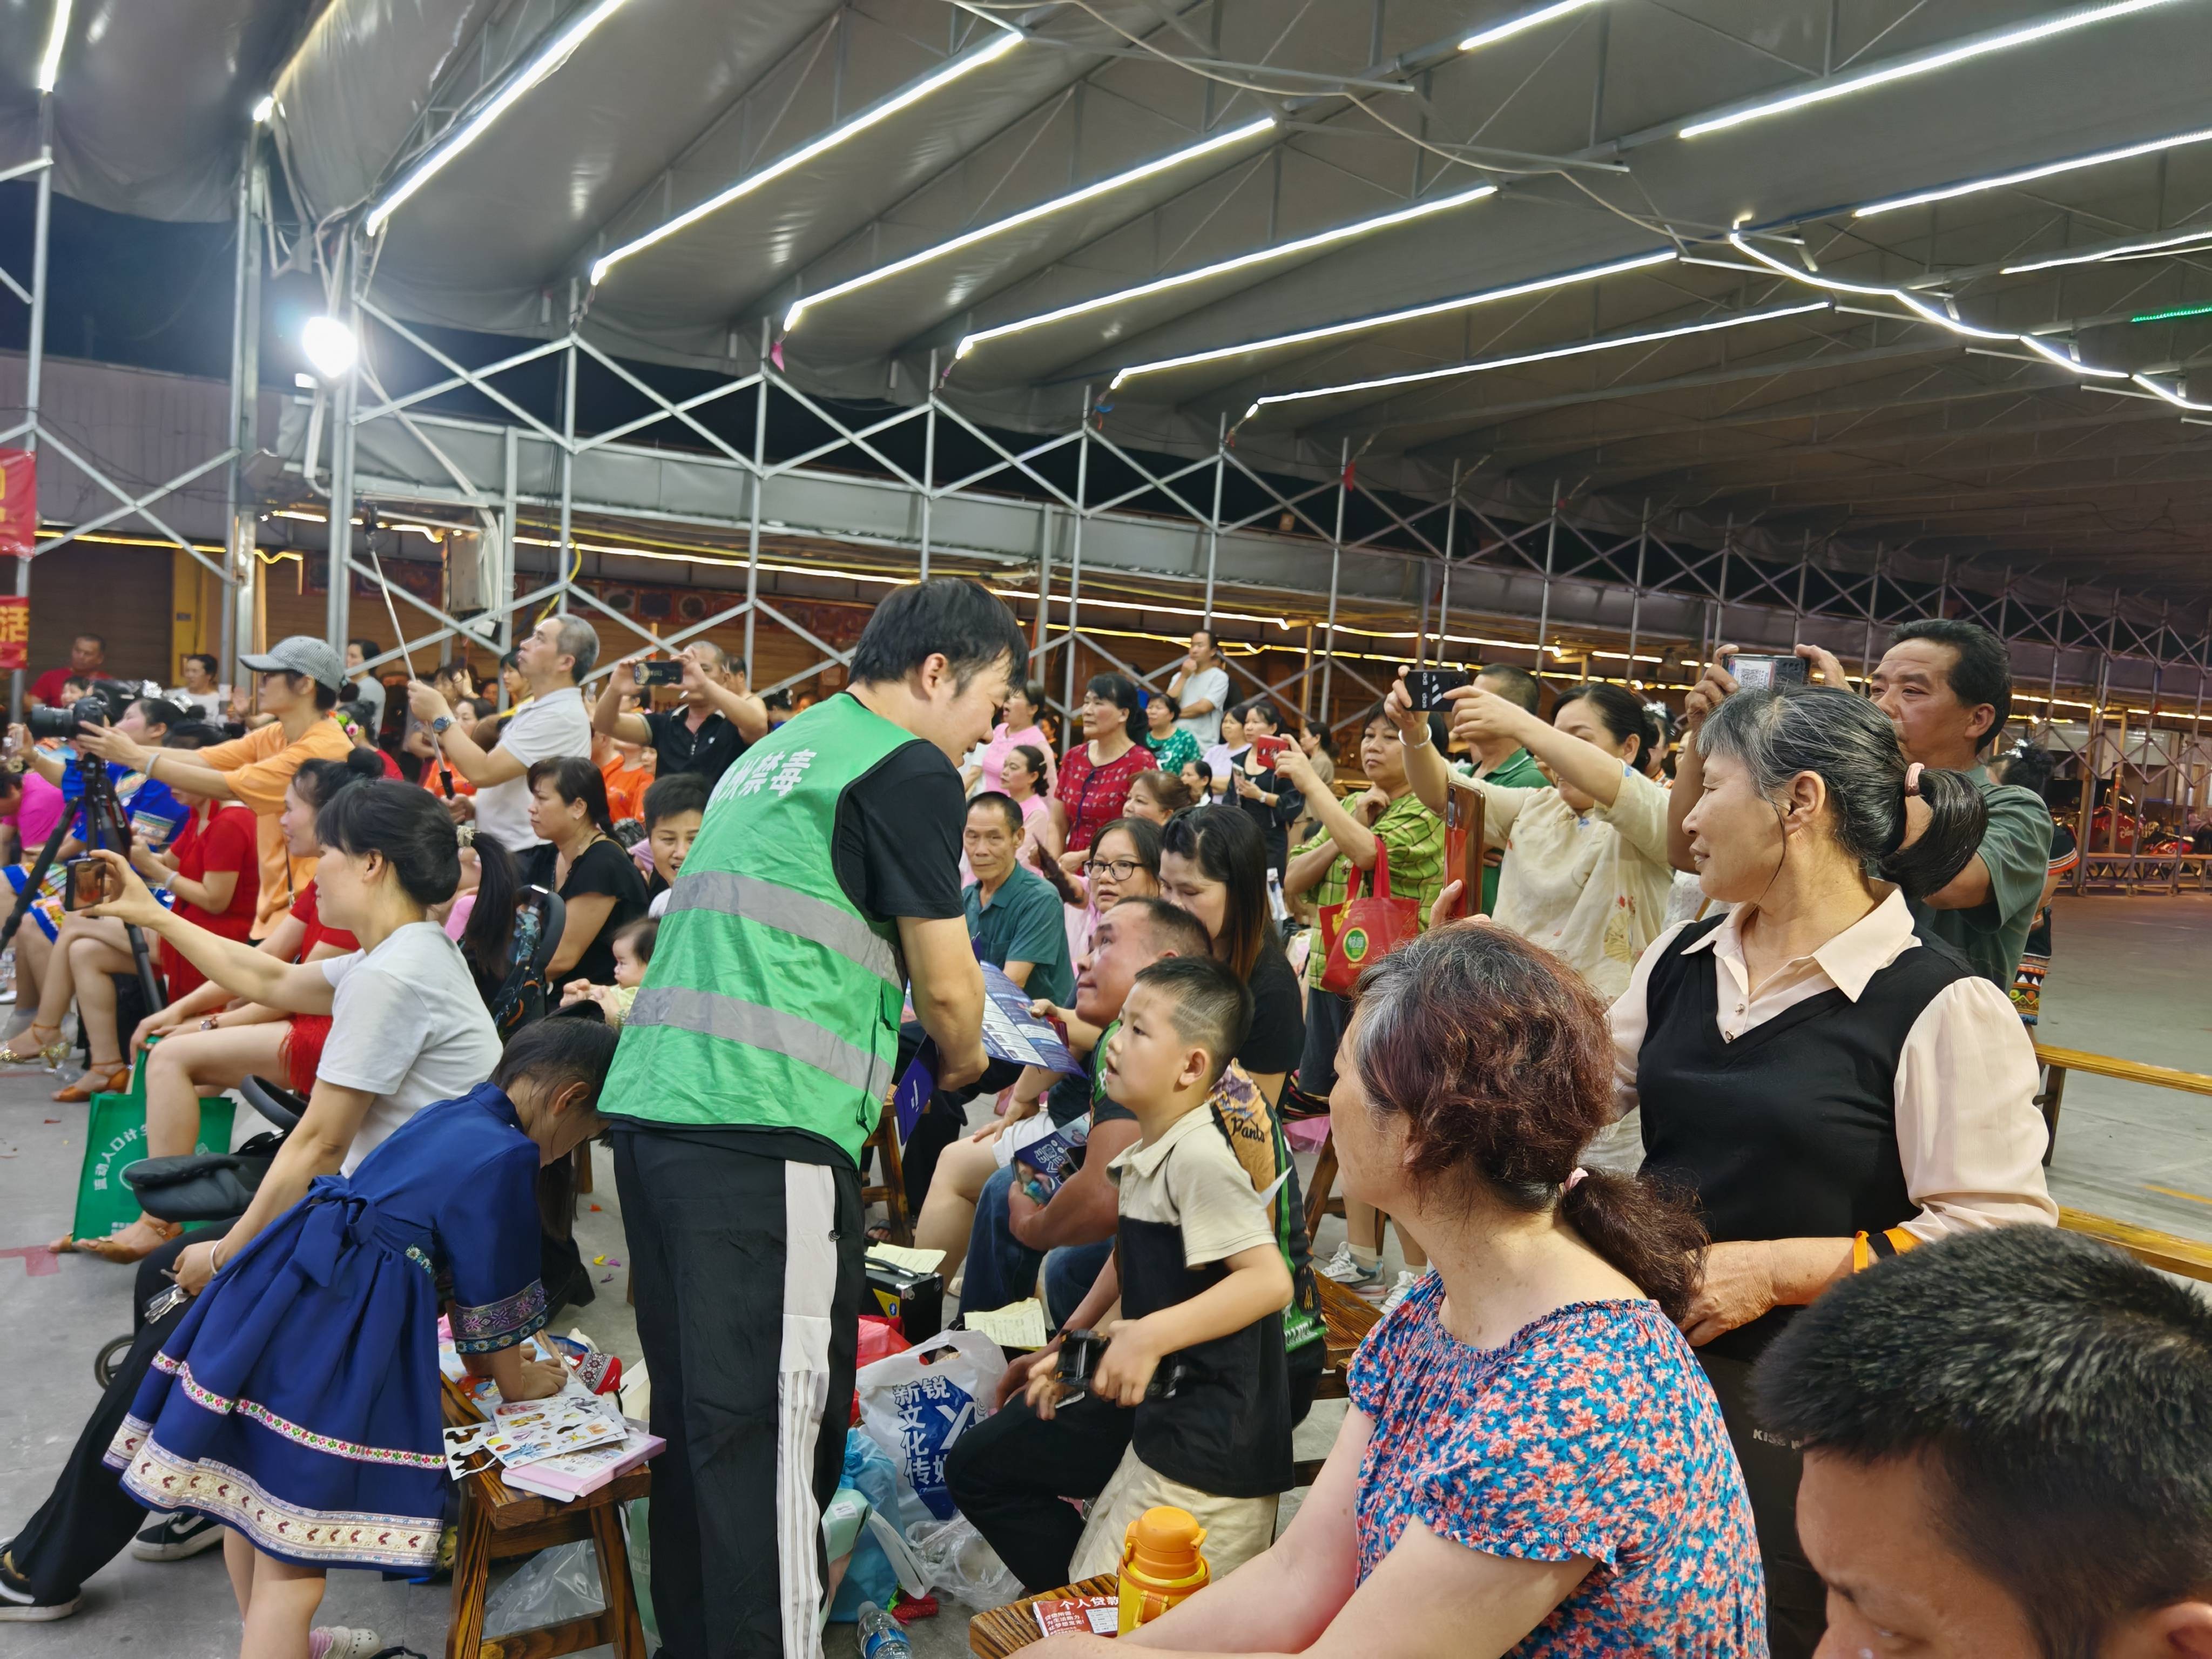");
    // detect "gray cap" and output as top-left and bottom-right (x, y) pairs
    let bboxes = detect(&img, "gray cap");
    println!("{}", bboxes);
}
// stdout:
(239, 635), (347, 692)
